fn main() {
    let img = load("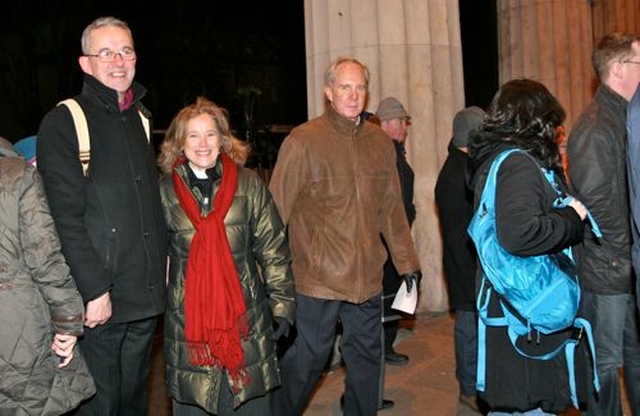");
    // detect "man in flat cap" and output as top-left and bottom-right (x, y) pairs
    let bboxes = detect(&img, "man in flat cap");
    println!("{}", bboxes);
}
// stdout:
(375, 97), (417, 366)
